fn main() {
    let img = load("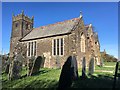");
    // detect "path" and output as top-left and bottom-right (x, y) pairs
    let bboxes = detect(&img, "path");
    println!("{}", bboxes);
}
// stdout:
(95, 70), (114, 73)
